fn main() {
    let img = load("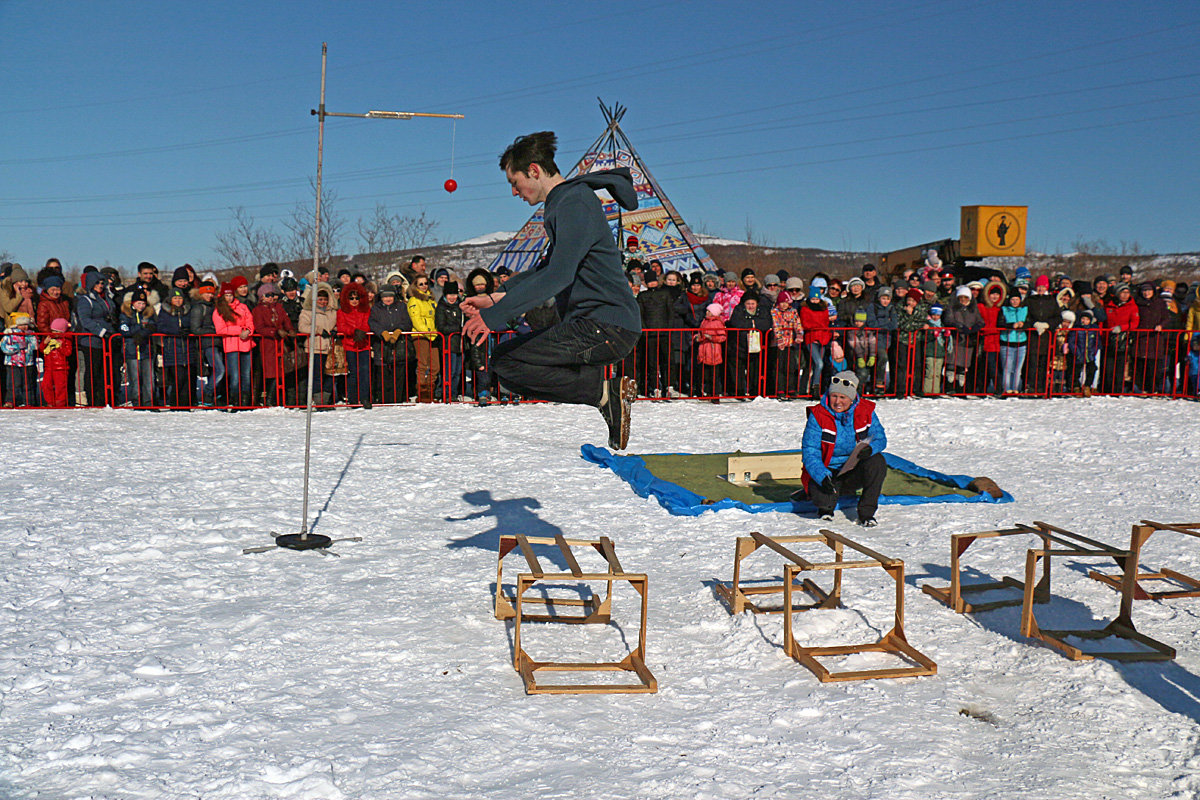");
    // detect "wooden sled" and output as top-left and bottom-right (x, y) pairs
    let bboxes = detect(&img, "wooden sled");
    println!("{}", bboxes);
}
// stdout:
(732, 531), (936, 682)
(921, 524), (1052, 613)
(1019, 522), (1175, 663)
(1088, 520), (1200, 603)
(495, 534), (657, 695)
(714, 532), (841, 614)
